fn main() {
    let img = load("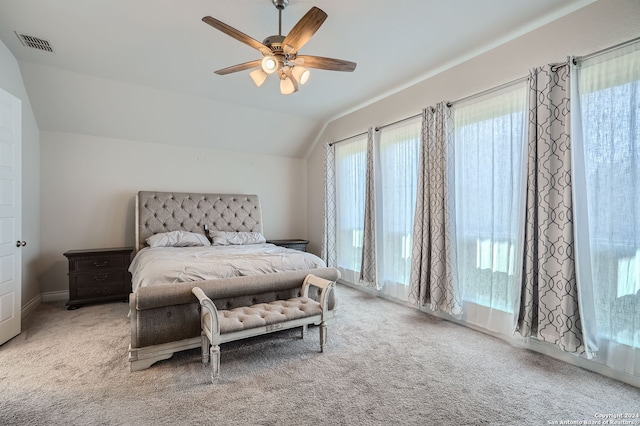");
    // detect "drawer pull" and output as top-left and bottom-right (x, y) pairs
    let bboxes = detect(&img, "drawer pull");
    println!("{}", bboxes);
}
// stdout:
(94, 275), (109, 282)
(93, 261), (109, 267)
